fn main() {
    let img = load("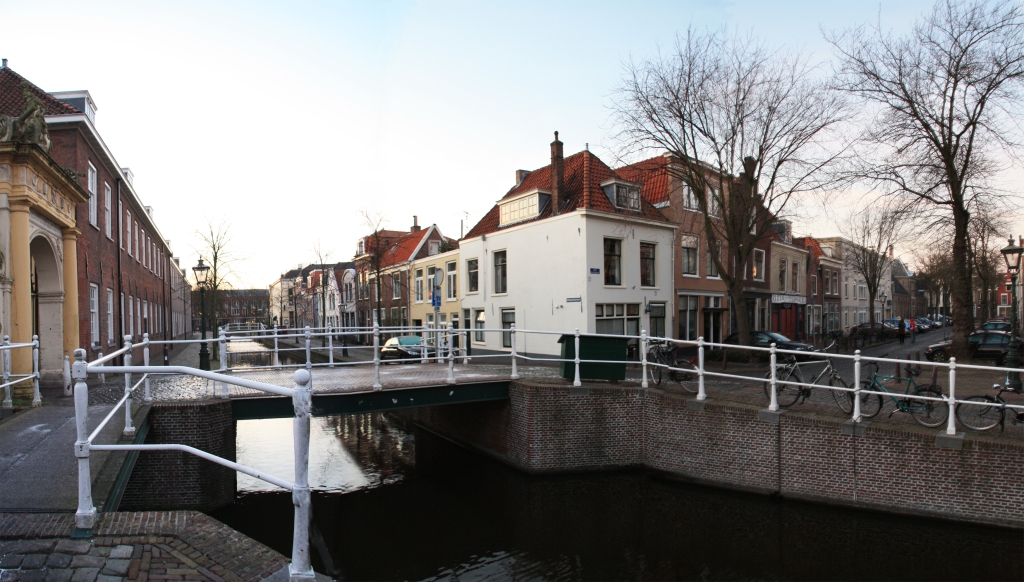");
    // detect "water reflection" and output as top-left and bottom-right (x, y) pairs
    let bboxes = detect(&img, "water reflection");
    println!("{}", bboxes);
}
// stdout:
(213, 414), (1023, 581)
